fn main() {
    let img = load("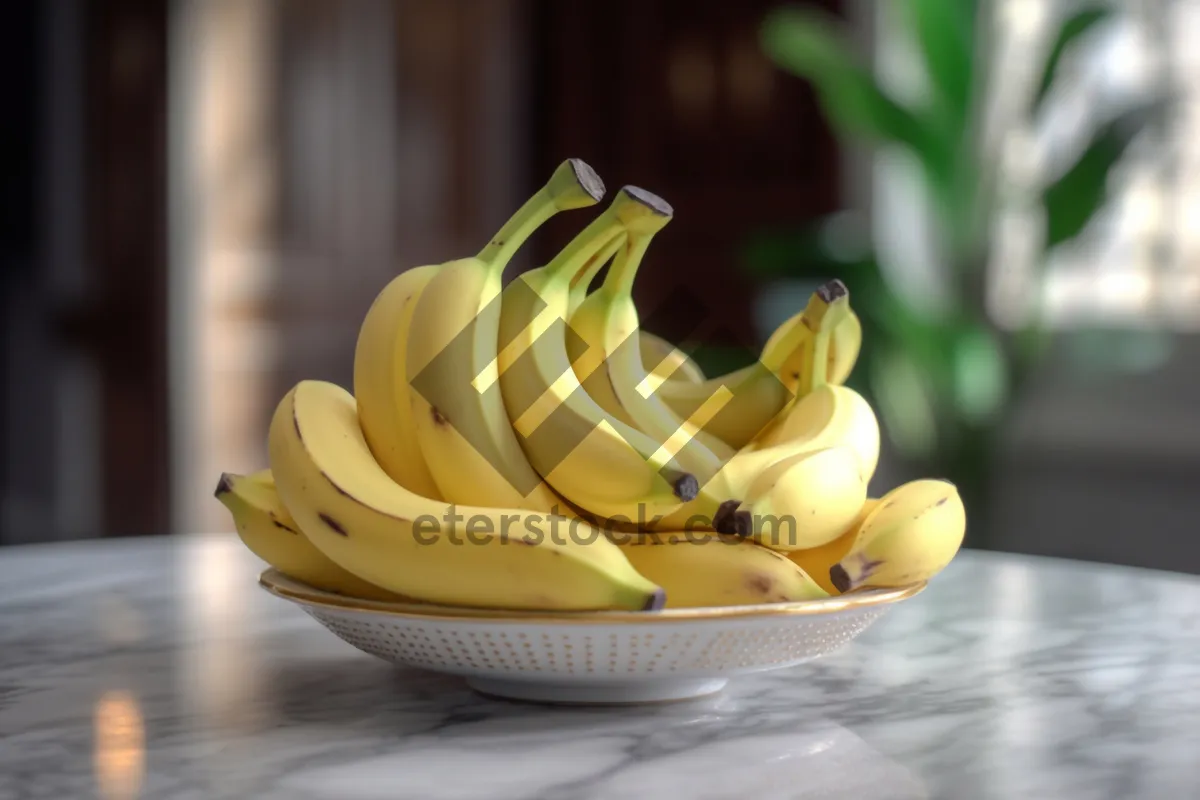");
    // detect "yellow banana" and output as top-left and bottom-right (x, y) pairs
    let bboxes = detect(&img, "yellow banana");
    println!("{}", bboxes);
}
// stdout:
(267, 379), (667, 611)
(214, 469), (403, 601)
(653, 301), (861, 451)
(750, 383), (881, 481)
(788, 498), (880, 594)
(352, 264), (441, 498)
(567, 242), (706, 387)
(406, 159), (603, 512)
(771, 309), (862, 393)
(650, 281), (854, 530)
(830, 479), (966, 592)
(567, 187), (738, 476)
(496, 187), (731, 524)
(716, 446), (867, 552)
(613, 532), (828, 608)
